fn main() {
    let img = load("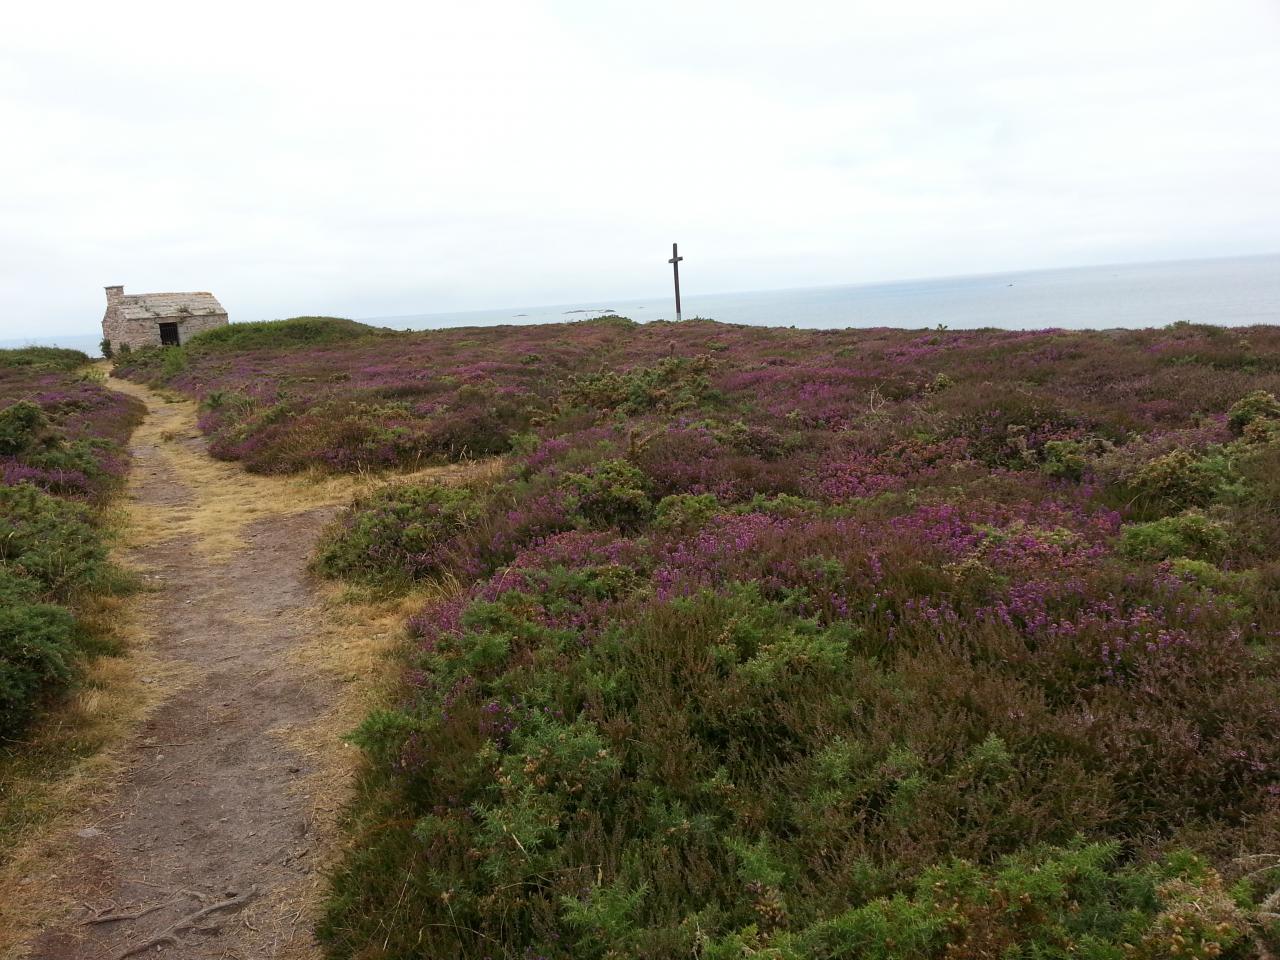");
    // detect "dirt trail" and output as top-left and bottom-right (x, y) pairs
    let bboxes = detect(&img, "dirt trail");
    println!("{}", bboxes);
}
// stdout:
(12, 378), (471, 959)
